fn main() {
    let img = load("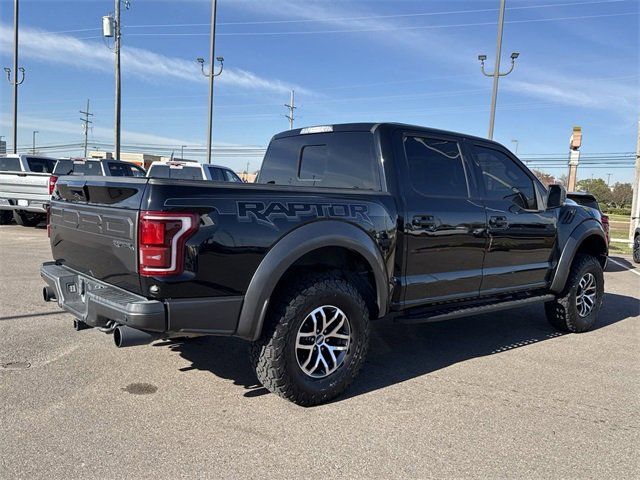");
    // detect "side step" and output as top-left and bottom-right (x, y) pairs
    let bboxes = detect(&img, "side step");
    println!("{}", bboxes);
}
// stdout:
(396, 294), (556, 325)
